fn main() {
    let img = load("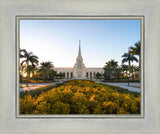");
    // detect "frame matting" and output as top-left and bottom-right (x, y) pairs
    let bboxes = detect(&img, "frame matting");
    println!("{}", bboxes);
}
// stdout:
(0, 0), (160, 134)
